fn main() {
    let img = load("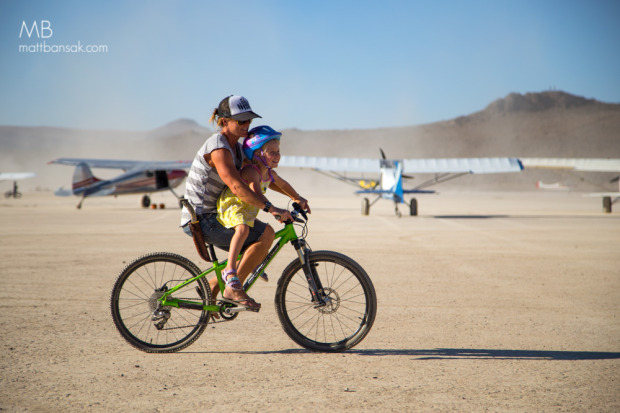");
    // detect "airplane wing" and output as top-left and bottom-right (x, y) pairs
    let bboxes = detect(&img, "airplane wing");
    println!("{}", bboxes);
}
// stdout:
(521, 158), (620, 213)
(402, 157), (523, 173)
(0, 172), (36, 181)
(49, 158), (192, 171)
(521, 158), (620, 172)
(280, 156), (523, 173)
(278, 156), (380, 172)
